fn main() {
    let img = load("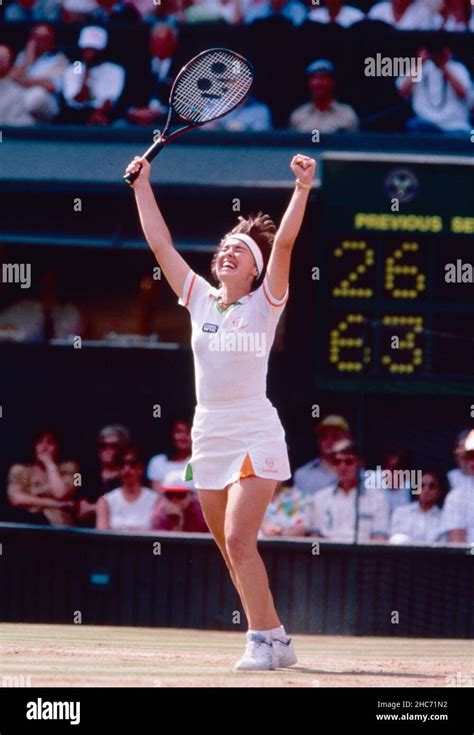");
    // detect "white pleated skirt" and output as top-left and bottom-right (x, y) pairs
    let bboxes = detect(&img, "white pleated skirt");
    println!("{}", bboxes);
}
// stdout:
(184, 397), (291, 490)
